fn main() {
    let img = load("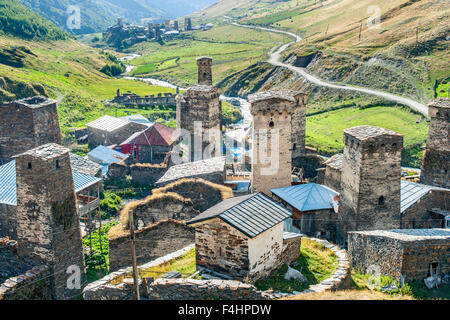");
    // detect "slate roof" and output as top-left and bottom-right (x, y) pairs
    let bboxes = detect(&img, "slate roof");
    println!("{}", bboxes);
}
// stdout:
(86, 115), (130, 132)
(248, 90), (300, 103)
(187, 192), (294, 238)
(87, 146), (128, 165)
(120, 123), (175, 147)
(156, 156), (226, 185)
(344, 125), (402, 141)
(325, 154), (343, 170)
(271, 183), (339, 212)
(0, 160), (102, 206)
(349, 229), (450, 241)
(70, 153), (102, 177)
